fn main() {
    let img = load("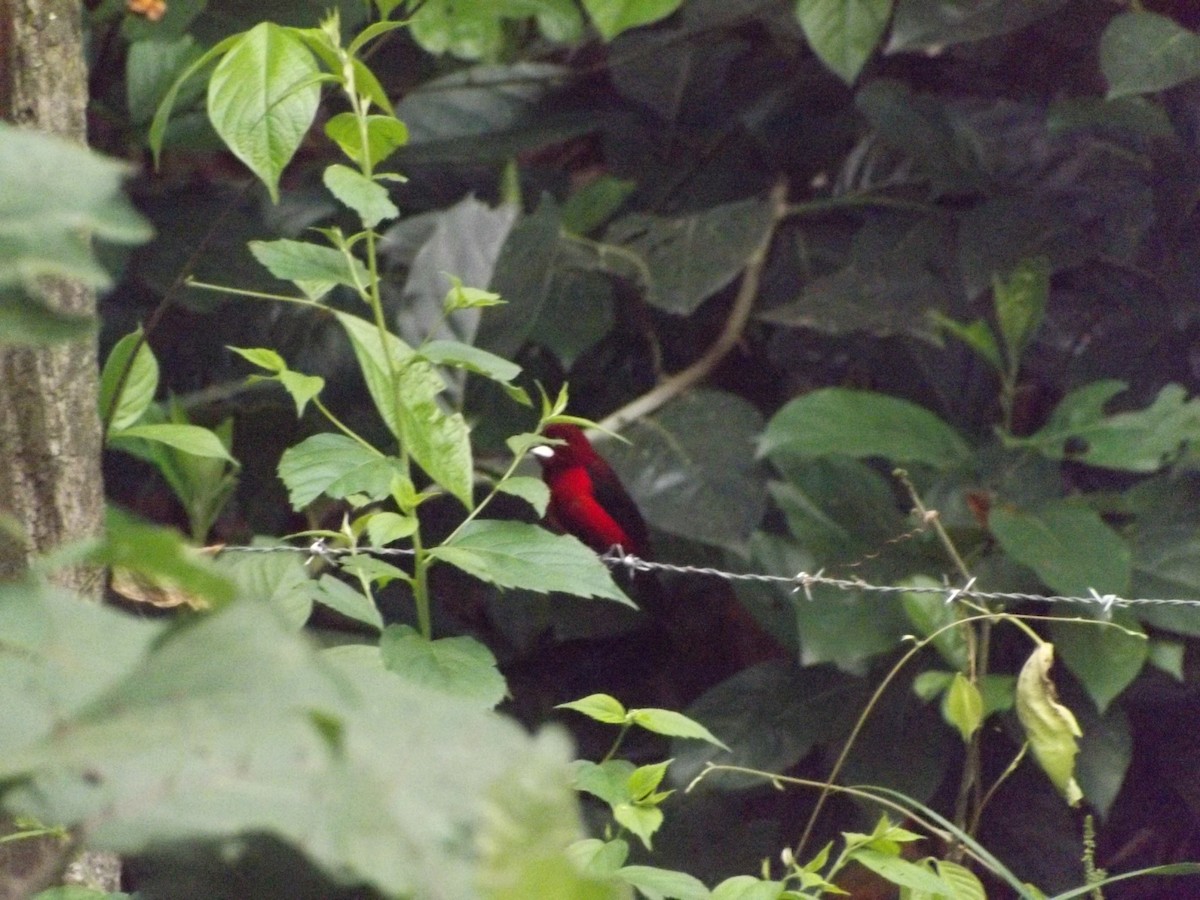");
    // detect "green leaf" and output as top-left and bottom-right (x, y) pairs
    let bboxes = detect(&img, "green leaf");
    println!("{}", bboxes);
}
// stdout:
(567, 837), (629, 877)
(849, 850), (951, 896)
(626, 760), (670, 801)
(582, 0), (683, 41)
(431, 521), (633, 604)
(214, 541), (315, 630)
(615, 865), (710, 900)
(612, 802), (663, 850)
(1101, 12), (1200, 99)
(419, 339), (529, 404)
(711, 876), (788, 900)
(993, 256), (1048, 370)
(0, 124), (152, 290)
(1049, 614), (1147, 714)
(496, 476), (550, 516)
(325, 112), (409, 169)
(227, 345), (285, 372)
(365, 511), (418, 546)
(989, 500), (1131, 596)
(323, 163), (399, 228)
(795, 0), (892, 84)
(249, 238), (370, 299)
(901, 575), (970, 670)
(380, 626), (507, 707)
(943, 673), (983, 743)
(308, 574), (384, 631)
(114, 423), (237, 464)
(206, 23), (322, 202)
(99, 329), (159, 435)
(1015, 642), (1083, 806)
(761, 388), (971, 469)
(573, 759), (636, 806)
(607, 198), (775, 315)
(601, 390), (767, 550)
(276, 369), (326, 416)
(561, 176), (636, 235)
(628, 708), (729, 750)
(886, 0), (1066, 53)
(333, 311), (474, 509)
(276, 433), (384, 509)
(929, 313), (1004, 374)
(932, 859), (986, 900)
(557, 693), (628, 724)
(147, 33), (241, 162)
(1012, 382), (1200, 473)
